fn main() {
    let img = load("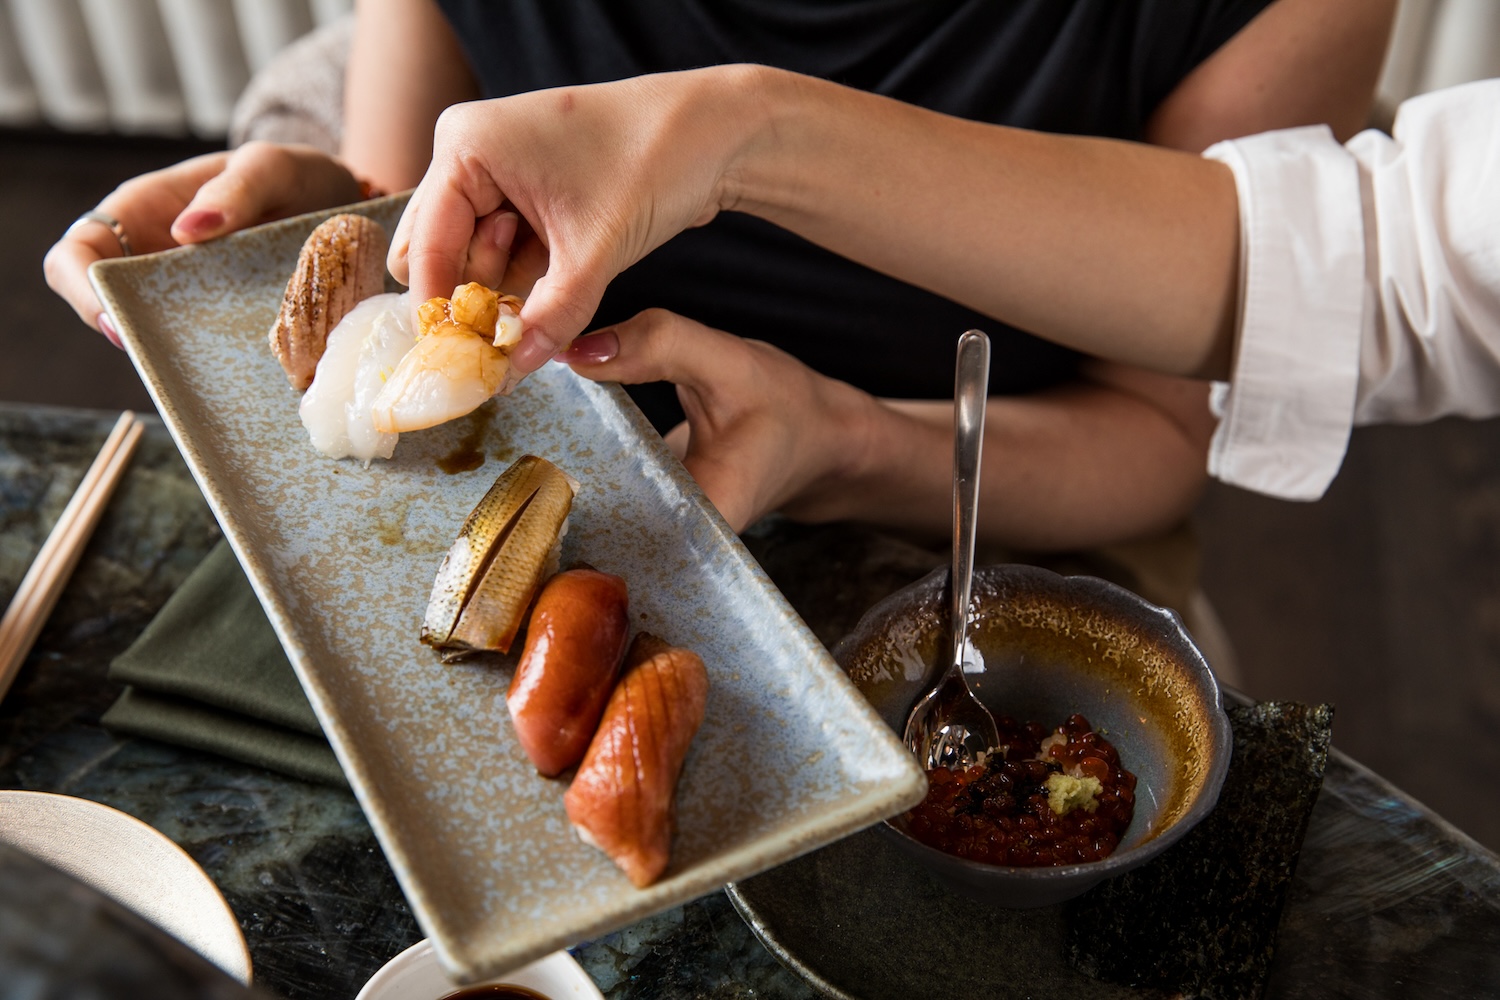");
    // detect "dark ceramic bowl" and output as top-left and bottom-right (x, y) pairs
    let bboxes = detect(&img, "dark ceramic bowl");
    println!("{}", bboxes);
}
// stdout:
(833, 564), (1232, 908)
